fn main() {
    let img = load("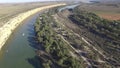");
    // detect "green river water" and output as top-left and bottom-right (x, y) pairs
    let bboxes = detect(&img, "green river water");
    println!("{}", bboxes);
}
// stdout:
(0, 12), (40, 68)
(0, 4), (79, 68)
